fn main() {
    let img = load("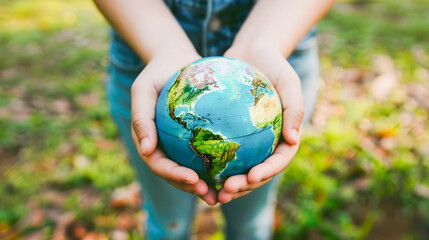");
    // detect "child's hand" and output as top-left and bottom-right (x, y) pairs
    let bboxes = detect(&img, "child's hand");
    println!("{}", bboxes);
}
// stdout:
(130, 49), (218, 206)
(217, 45), (304, 203)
